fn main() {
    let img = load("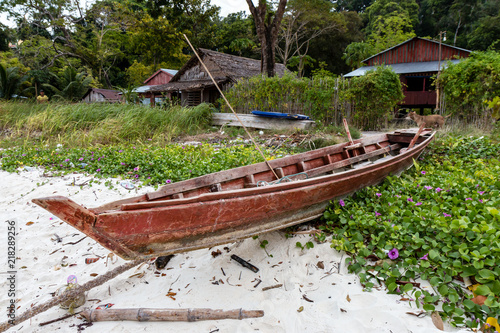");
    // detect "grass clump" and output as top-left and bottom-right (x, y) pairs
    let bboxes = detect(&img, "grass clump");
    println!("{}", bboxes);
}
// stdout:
(319, 135), (500, 330)
(0, 101), (215, 147)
